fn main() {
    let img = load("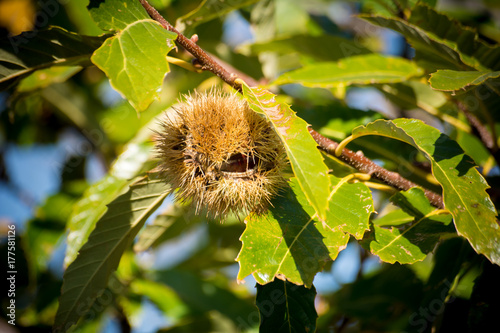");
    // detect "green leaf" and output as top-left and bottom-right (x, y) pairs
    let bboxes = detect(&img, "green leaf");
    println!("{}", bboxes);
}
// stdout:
(455, 129), (492, 167)
(0, 26), (106, 90)
(25, 194), (74, 273)
(87, 0), (177, 111)
(362, 4), (500, 71)
(328, 177), (373, 239)
(64, 138), (153, 267)
(373, 209), (414, 226)
(298, 102), (384, 141)
(176, 0), (260, 34)
(130, 278), (189, 320)
(54, 177), (170, 332)
(429, 70), (500, 92)
(64, 176), (130, 267)
(241, 34), (372, 62)
(361, 0), (436, 17)
(91, 21), (177, 111)
(272, 54), (423, 88)
(369, 188), (453, 264)
(17, 66), (82, 92)
(256, 279), (317, 333)
(240, 84), (330, 220)
(348, 119), (500, 265)
(407, 4), (500, 71)
(295, 176), (372, 241)
(237, 177), (373, 287)
(88, 0), (151, 31)
(237, 181), (342, 287)
(134, 202), (203, 252)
